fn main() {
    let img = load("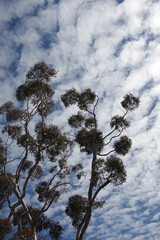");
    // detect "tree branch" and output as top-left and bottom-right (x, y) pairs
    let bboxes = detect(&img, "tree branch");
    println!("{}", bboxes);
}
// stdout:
(103, 128), (116, 140)
(93, 95), (99, 114)
(104, 129), (123, 146)
(6, 150), (25, 165)
(97, 149), (115, 156)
